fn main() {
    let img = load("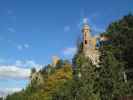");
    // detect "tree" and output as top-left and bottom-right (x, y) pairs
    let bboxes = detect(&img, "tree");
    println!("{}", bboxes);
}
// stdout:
(76, 55), (100, 100)
(55, 60), (64, 69)
(105, 14), (133, 96)
(31, 68), (36, 74)
(97, 45), (129, 100)
(52, 80), (75, 100)
(107, 14), (133, 69)
(72, 44), (101, 100)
